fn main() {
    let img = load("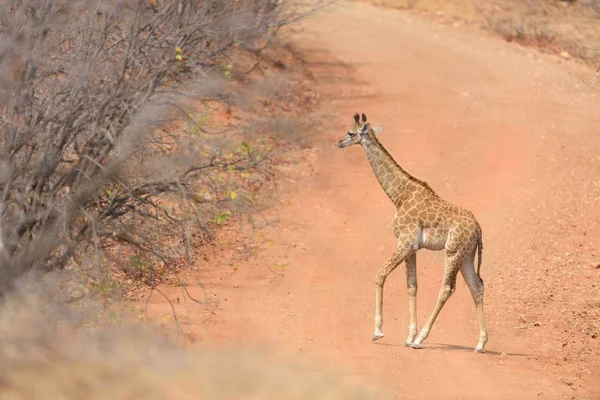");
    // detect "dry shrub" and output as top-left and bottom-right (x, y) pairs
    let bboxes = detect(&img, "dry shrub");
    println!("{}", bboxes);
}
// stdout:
(0, 0), (329, 295)
(0, 275), (385, 400)
(488, 16), (559, 50)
